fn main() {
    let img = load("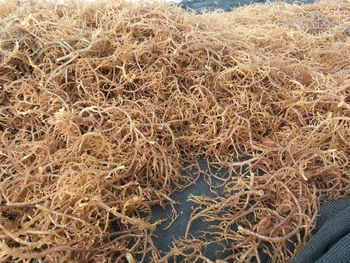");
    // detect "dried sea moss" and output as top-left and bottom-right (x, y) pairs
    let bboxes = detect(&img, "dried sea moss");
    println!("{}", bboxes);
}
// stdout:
(0, 0), (349, 262)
